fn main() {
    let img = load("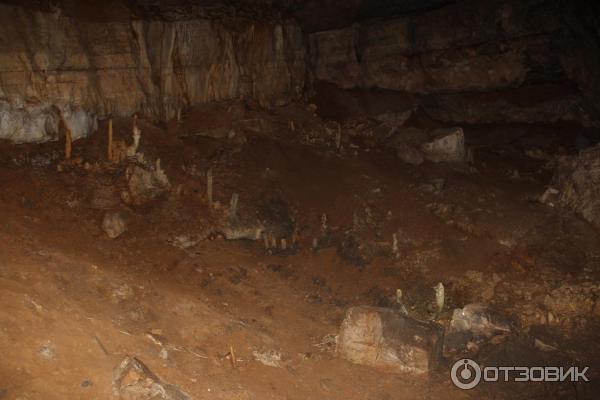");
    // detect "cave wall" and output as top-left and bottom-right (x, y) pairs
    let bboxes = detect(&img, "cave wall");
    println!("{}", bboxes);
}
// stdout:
(308, 0), (600, 126)
(0, 3), (305, 142)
